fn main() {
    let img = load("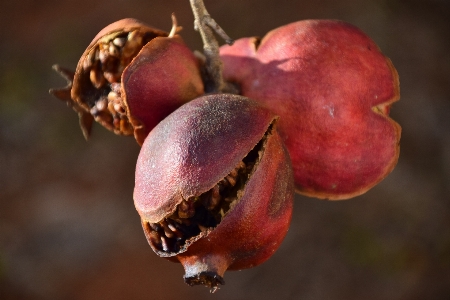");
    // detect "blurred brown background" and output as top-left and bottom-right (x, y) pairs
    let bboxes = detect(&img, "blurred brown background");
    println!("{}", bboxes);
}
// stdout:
(1, 0), (449, 299)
